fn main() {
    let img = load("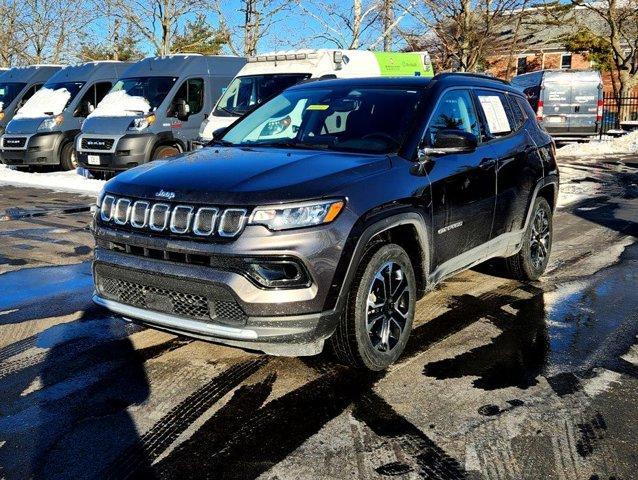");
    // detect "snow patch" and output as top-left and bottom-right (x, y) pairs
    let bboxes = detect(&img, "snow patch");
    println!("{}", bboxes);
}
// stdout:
(582, 369), (622, 397)
(89, 90), (151, 118)
(15, 87), (70, 118)
(0, 164), (104, 195)
(557, 130), (638, 156)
